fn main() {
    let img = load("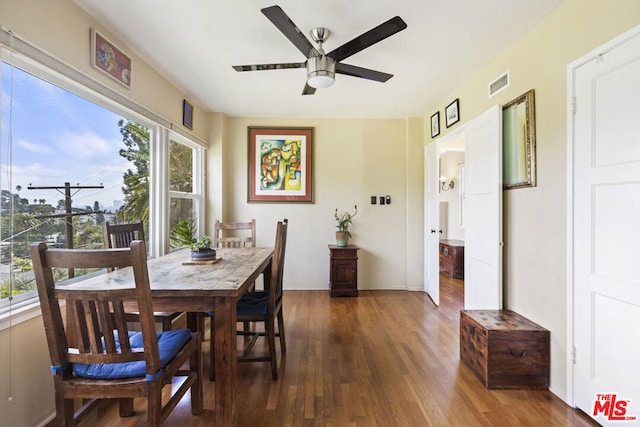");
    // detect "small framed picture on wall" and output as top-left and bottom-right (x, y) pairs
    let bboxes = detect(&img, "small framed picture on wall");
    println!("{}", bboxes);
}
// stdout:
(445, 98), (460, 128)
(430, 111), (440, 138)
(183, 100), (193, 129)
